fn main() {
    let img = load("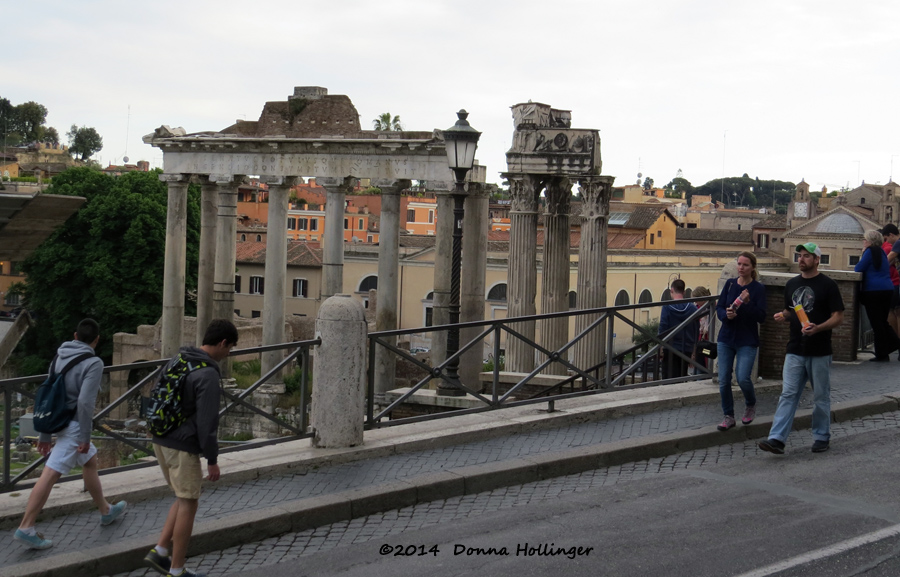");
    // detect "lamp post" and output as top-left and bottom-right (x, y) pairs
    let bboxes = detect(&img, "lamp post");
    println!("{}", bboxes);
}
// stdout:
(438, 110), (481, 397)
